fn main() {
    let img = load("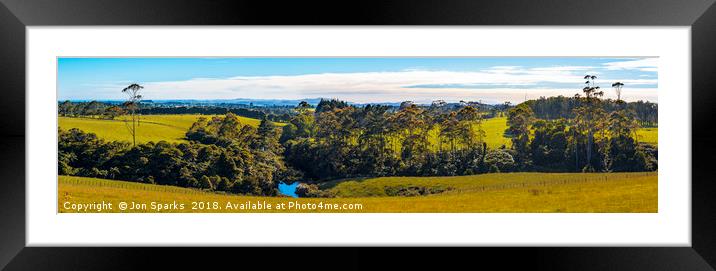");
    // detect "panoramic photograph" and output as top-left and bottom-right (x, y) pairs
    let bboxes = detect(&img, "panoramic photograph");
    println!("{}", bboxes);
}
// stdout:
(57, 57), (658, 213)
